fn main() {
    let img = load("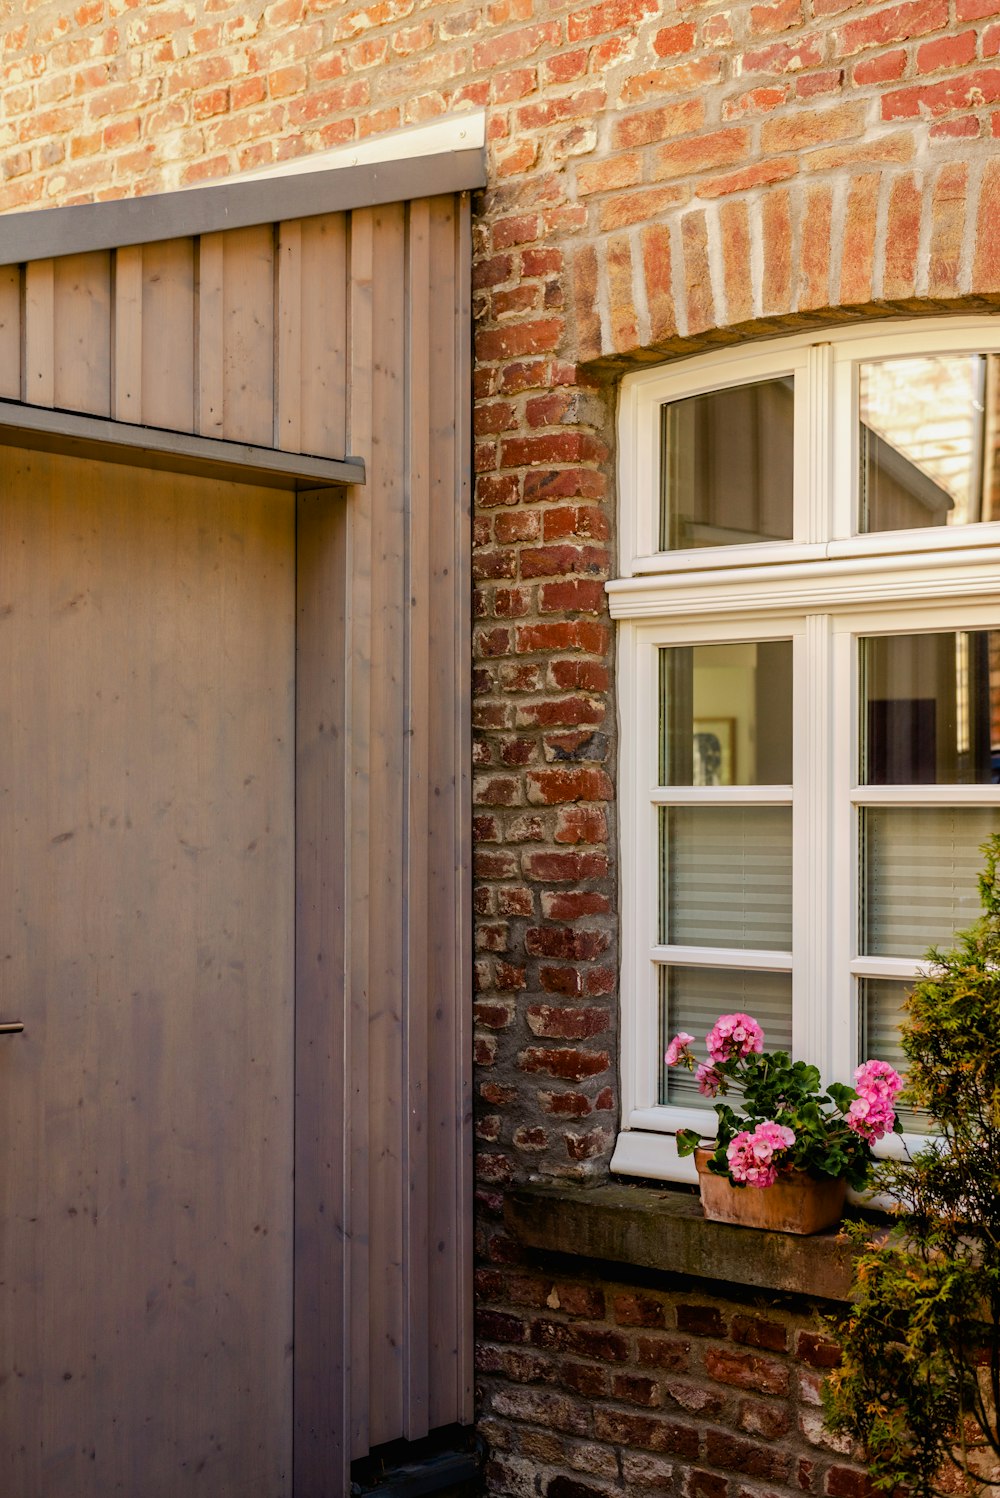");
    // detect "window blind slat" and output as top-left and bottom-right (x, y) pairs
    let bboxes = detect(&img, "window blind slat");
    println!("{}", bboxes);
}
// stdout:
(662, 806), (793, 951)
(661, 966), (793, 1109)
(863, 806), (1000, 958)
